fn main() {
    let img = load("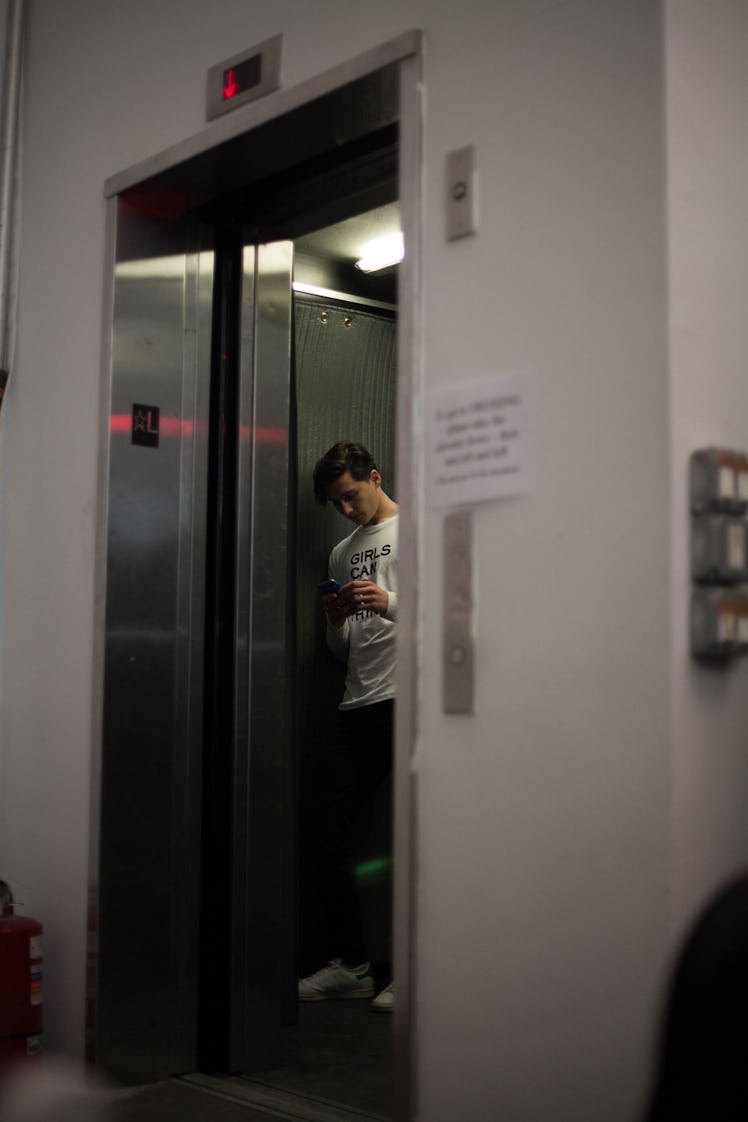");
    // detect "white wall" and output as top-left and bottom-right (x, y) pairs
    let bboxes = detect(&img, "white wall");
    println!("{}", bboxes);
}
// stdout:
(416, 4), (670, 1119)
(667, 0), (748, 932)
(1, 1), (743, 1119)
